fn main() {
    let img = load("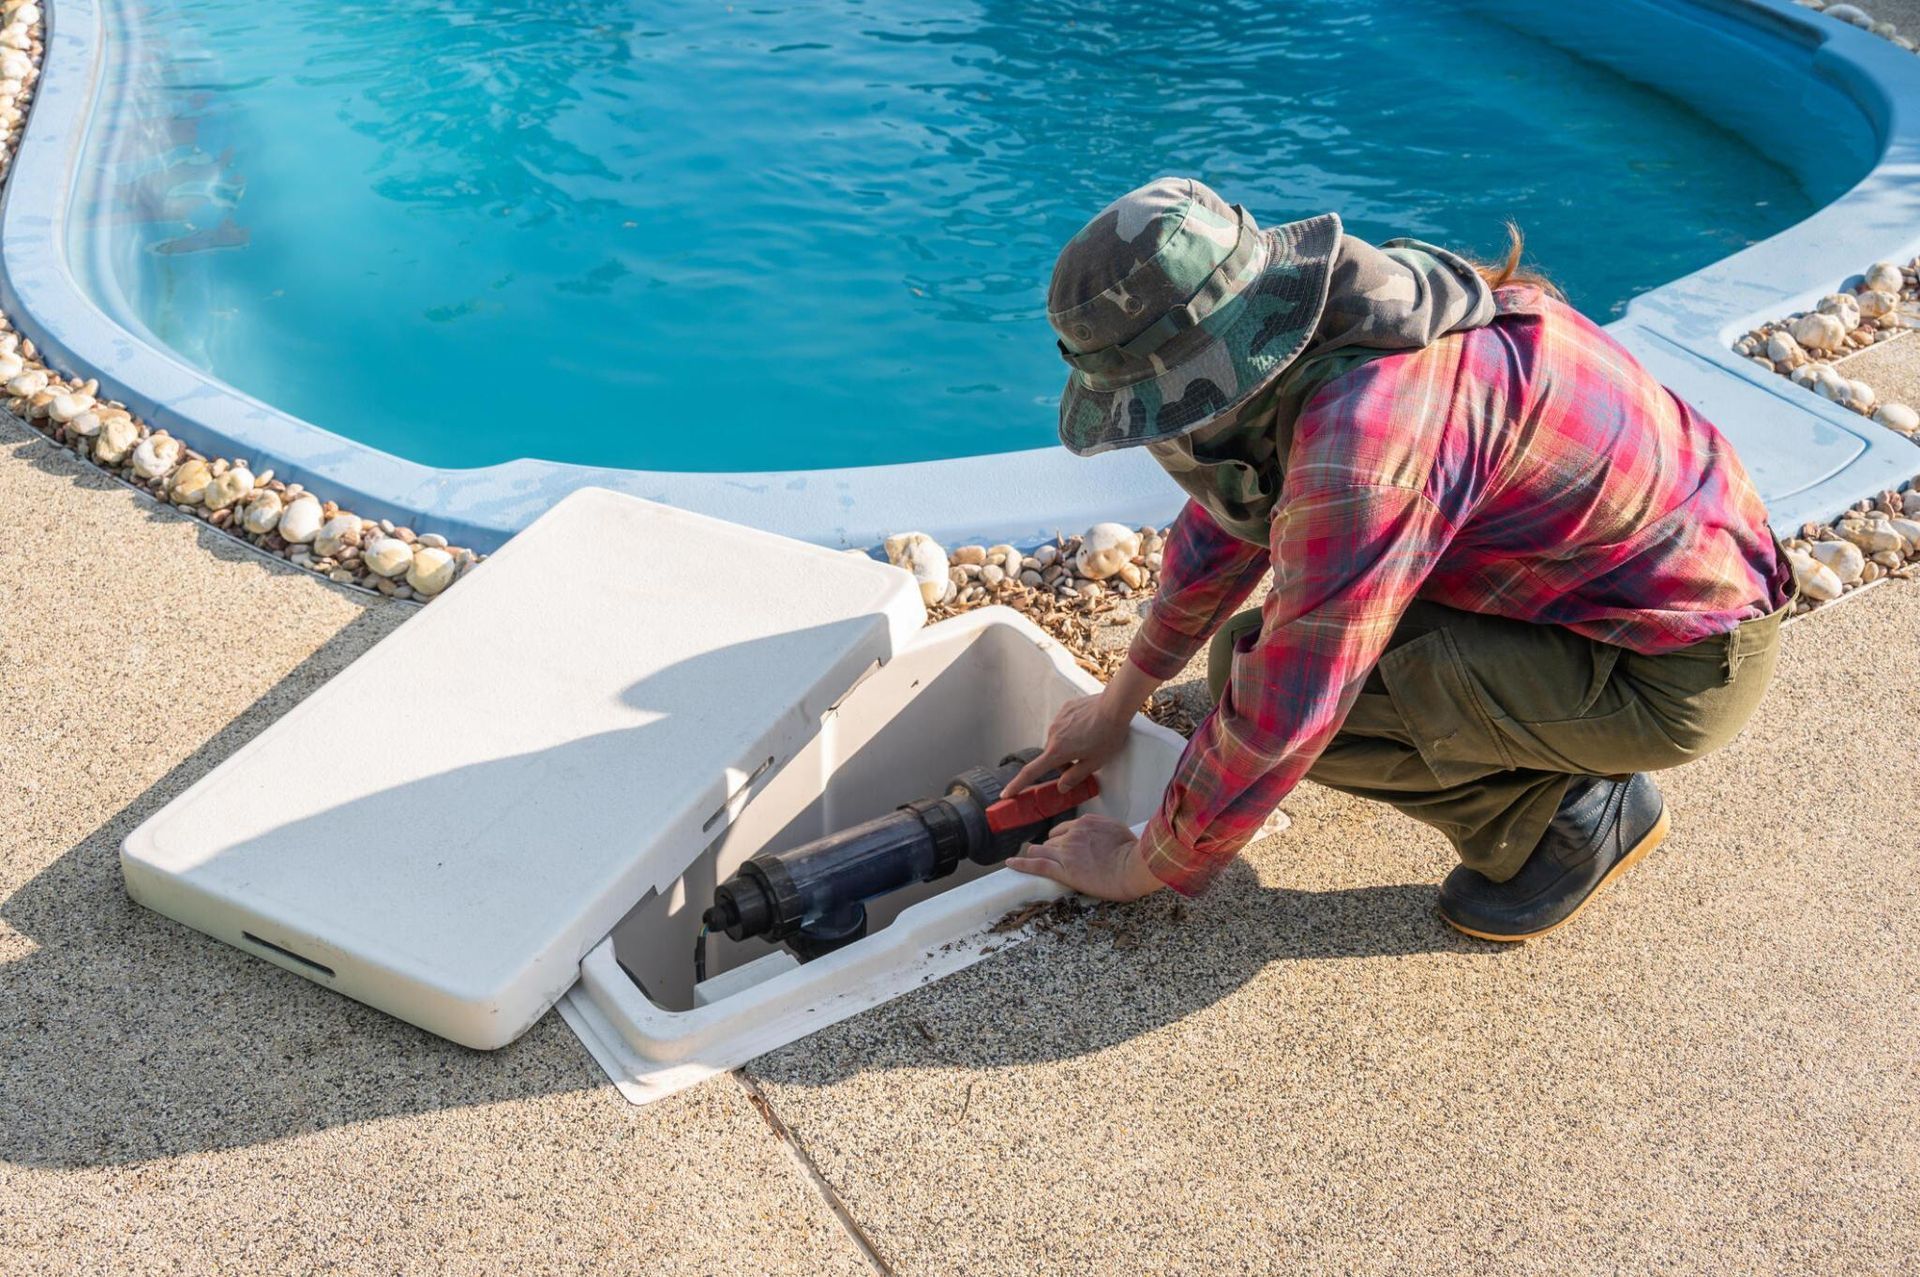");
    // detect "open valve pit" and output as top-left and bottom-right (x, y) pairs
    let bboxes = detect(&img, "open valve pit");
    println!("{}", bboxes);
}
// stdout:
(120, 489), (1183, 1105)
